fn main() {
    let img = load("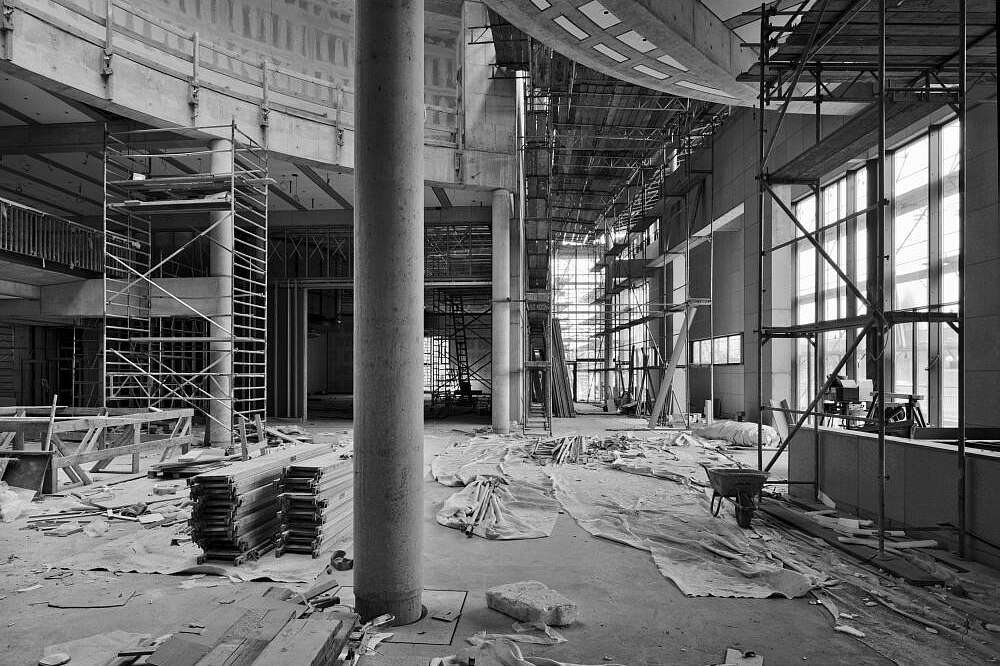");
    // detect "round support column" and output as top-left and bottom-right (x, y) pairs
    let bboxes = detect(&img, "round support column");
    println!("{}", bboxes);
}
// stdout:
(492, 189), (511, 434)
(509, 206), (524, 427)
(354, 0), (424, 625)
(207, 138), (233, 448)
